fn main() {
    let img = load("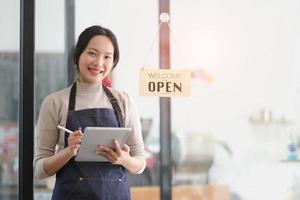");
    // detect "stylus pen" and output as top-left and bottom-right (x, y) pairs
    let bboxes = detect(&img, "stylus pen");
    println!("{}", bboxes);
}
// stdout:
(57, 125), (73, 134)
